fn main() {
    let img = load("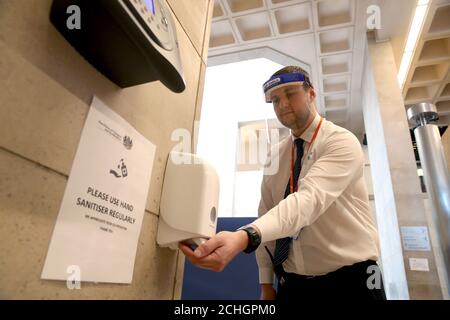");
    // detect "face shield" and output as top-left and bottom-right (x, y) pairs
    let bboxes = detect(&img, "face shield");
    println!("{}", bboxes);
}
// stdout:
(262, 73), (311, 103)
